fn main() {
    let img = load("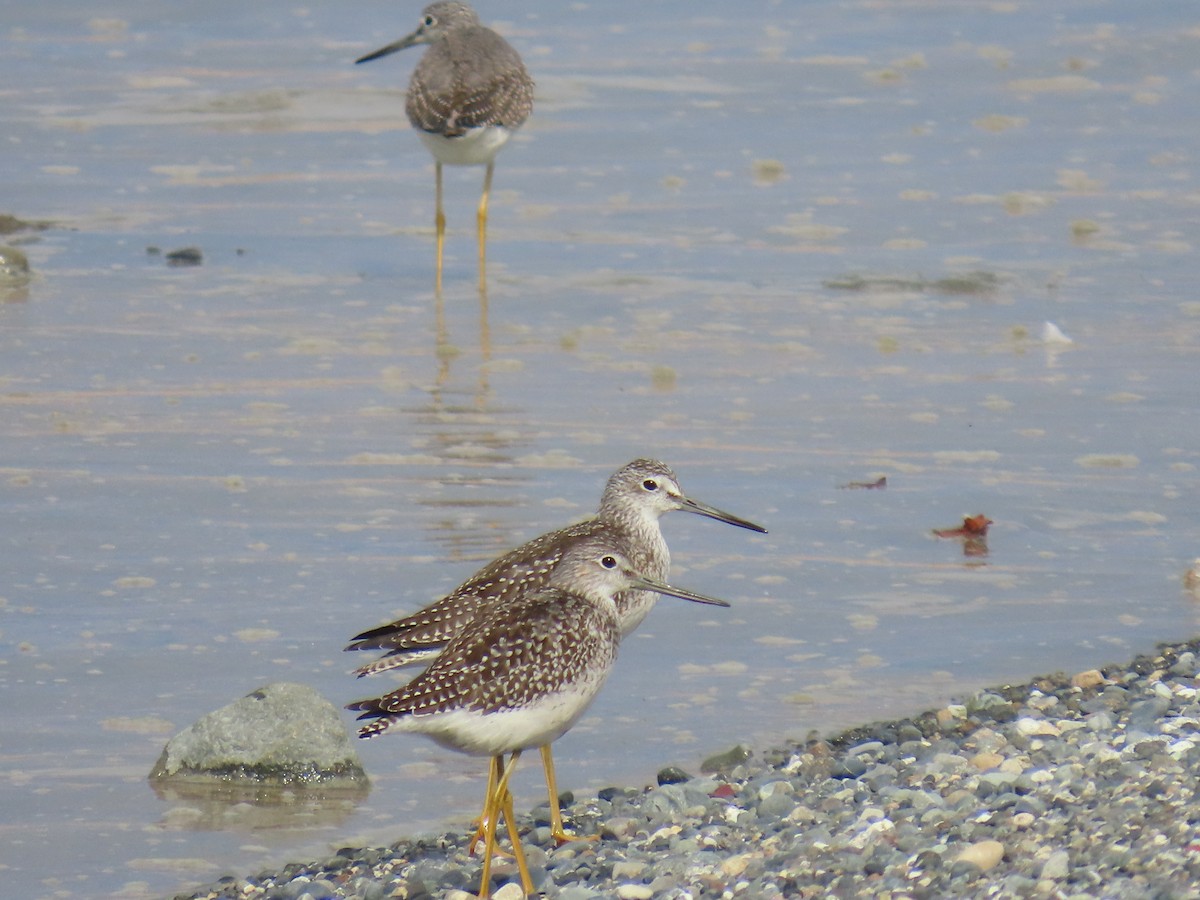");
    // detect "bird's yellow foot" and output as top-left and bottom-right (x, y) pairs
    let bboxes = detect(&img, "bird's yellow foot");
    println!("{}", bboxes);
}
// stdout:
(551, 826), (599, 846)
(468, 819), (513, 858)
